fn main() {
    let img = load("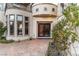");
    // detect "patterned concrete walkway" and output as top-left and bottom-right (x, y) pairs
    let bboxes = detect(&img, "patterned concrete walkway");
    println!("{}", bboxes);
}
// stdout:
(0, 39), (49, 56)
